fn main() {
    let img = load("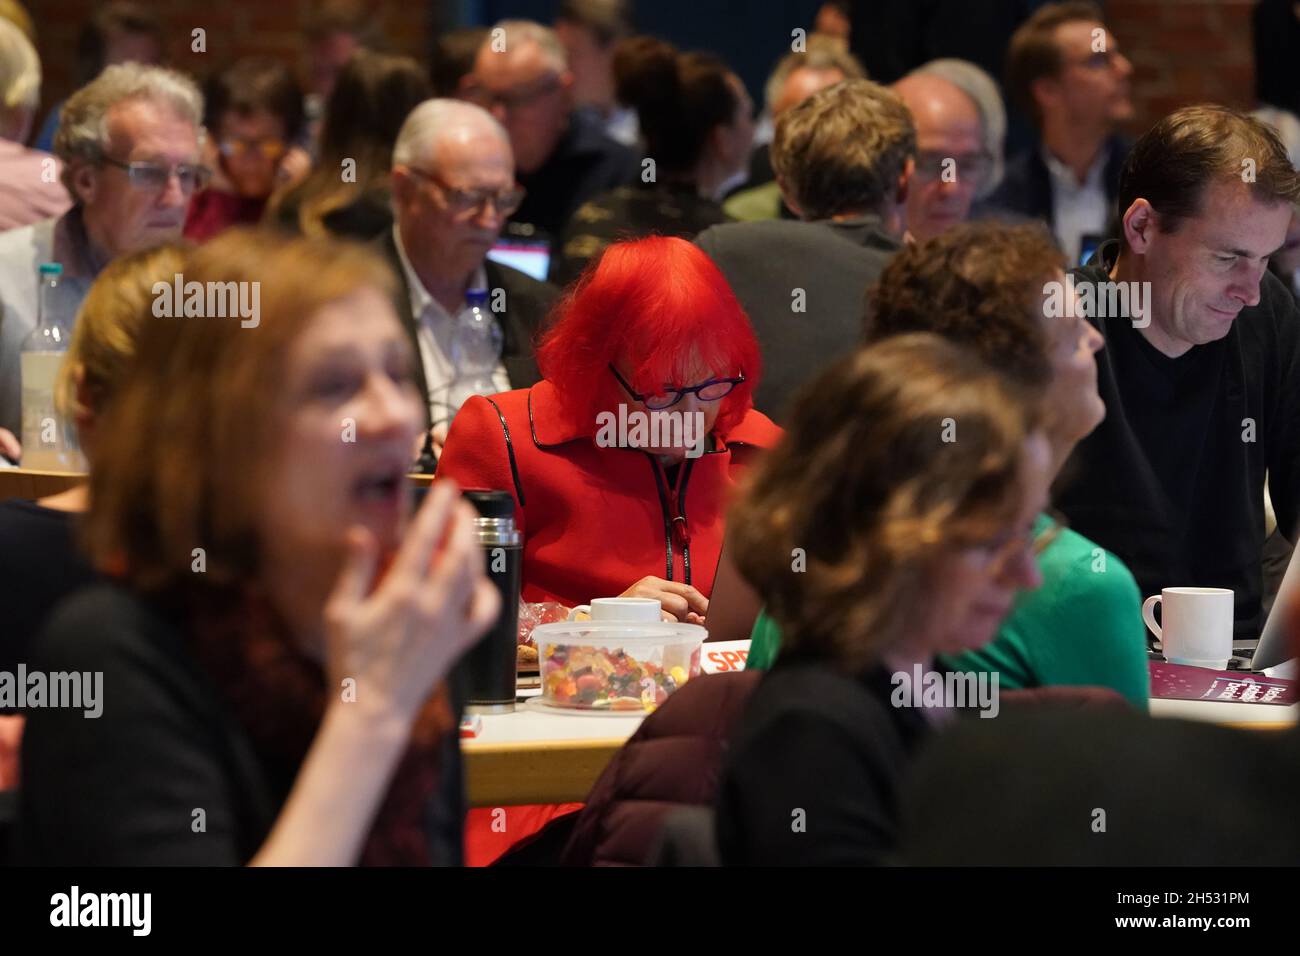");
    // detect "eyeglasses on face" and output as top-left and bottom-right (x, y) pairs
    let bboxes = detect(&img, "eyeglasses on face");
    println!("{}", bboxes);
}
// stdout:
(101, 156), (212, 192)
(464, 75), (563, 112)
(1068, 48), (1123, 71)
(218, 137), (287, 160)
(609, 364), (746, 410)
(914, 149), (994, 187)
(404, 166), (525, 218)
